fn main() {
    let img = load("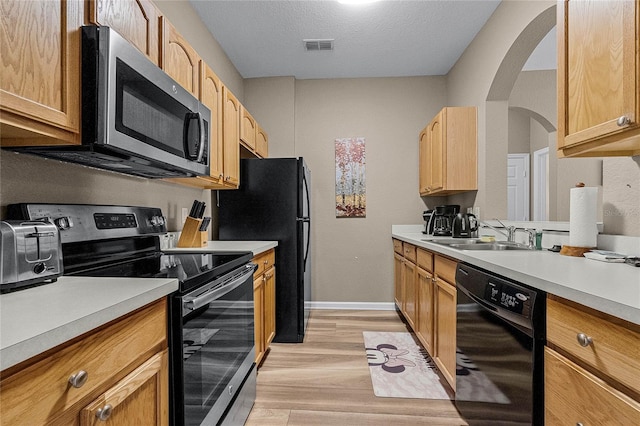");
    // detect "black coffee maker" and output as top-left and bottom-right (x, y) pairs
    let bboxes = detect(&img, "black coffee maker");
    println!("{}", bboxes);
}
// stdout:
(431, 205), (460, 236)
